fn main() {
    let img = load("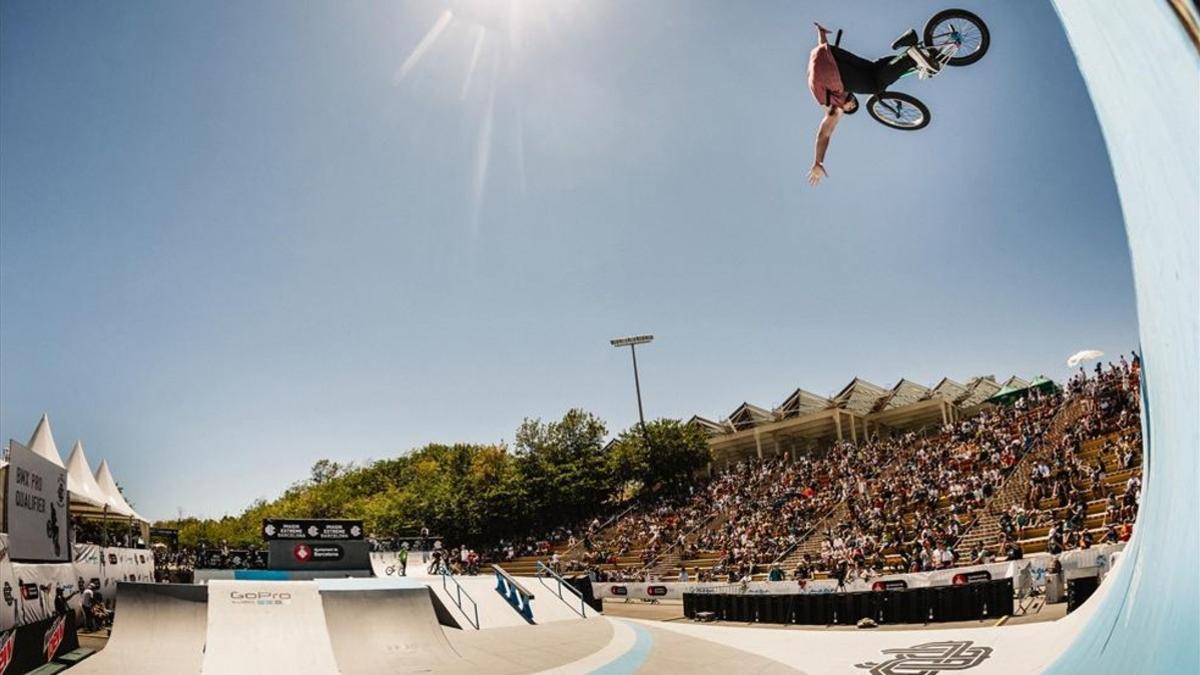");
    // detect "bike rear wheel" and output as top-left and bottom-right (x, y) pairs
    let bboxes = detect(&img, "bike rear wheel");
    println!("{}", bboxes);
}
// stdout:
(923, 9), (990, 66)
(866, 92), (930, 131)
